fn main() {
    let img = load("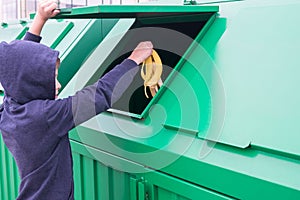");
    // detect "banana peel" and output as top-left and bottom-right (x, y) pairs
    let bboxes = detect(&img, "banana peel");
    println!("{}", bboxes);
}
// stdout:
(141, 50), (163, 98)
